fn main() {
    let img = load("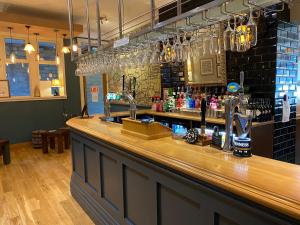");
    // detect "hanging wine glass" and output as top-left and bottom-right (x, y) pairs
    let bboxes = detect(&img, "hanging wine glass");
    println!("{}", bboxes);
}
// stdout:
(196, 35), (204, 57)
(246, 6), (257, 47)
(236, 16), (249, 52)
(223, 19), (233, 51)
(210, 25), (219, 55)
(163, 37), (173, 63)
(217, 36), (222, 55)
(150, 42), (160, 64)
(182, 32), (191, 61)
(203, 33), (210, 56)
(230, 16), (238, 52)
(173, 34), (182, 62)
